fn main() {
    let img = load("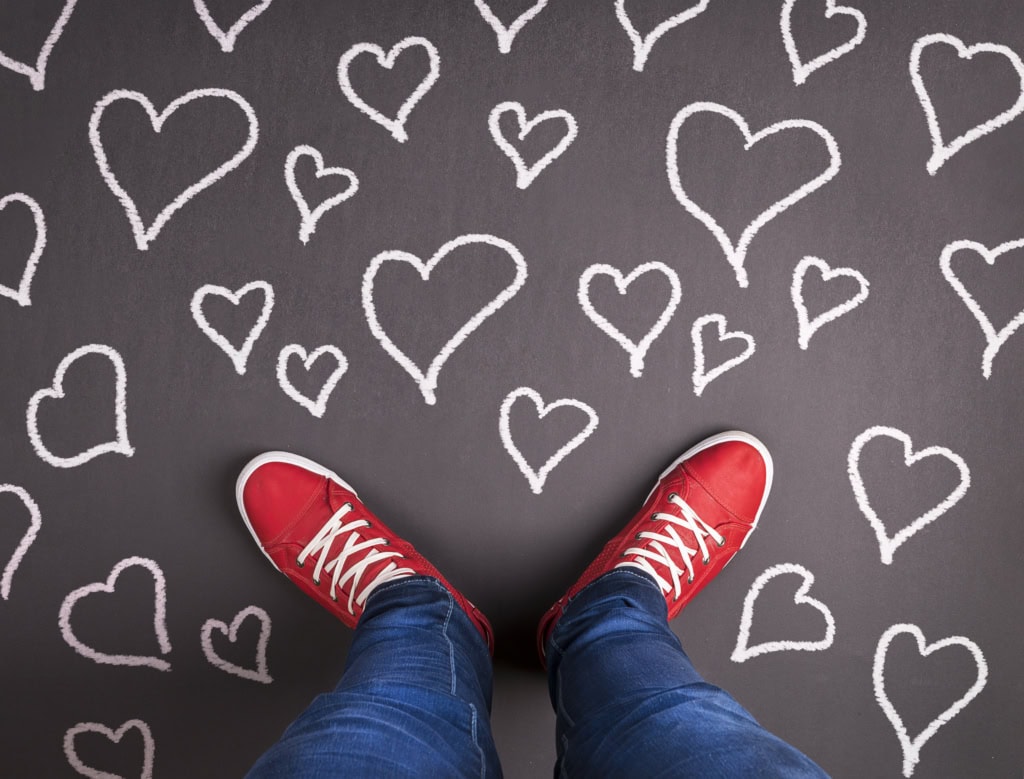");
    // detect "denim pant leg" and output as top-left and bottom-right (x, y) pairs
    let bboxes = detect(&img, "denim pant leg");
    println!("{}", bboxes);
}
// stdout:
(247, 576), (502, 778)
(544, 569), (829, 779)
